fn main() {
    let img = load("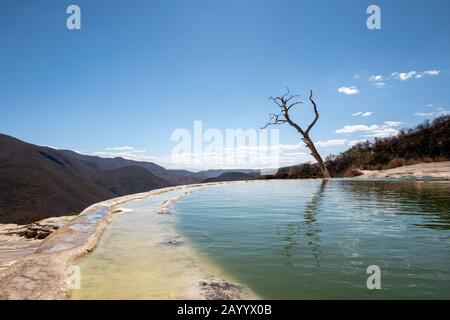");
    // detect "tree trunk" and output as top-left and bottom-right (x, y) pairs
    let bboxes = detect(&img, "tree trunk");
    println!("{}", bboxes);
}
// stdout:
(264, 89), (331, 179)
(302, 136), (331, 178)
